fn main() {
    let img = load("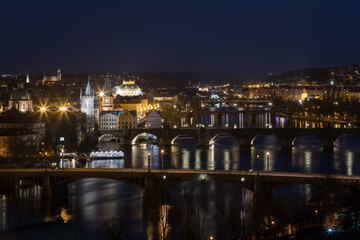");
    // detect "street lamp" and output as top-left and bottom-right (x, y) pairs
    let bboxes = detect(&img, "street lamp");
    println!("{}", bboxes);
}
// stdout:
(161, 149), (165, 170)
(148, 152), (151, 173)
(61, 149), (64, 167)
(266, 152), (270, 171)
(256, 155), (260, 175)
